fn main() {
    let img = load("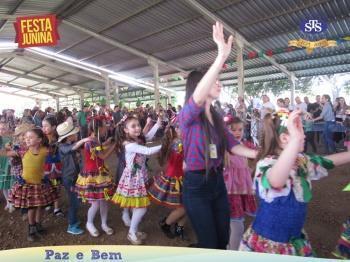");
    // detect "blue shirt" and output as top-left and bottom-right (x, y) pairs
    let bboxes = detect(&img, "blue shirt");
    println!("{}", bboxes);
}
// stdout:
(320, 102), (335, 121)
